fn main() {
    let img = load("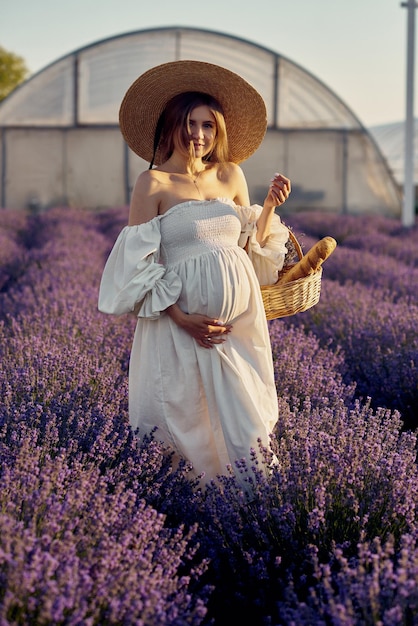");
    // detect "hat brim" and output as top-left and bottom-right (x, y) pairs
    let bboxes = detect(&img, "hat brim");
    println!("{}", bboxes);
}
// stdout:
(119, 60), (267, 164)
